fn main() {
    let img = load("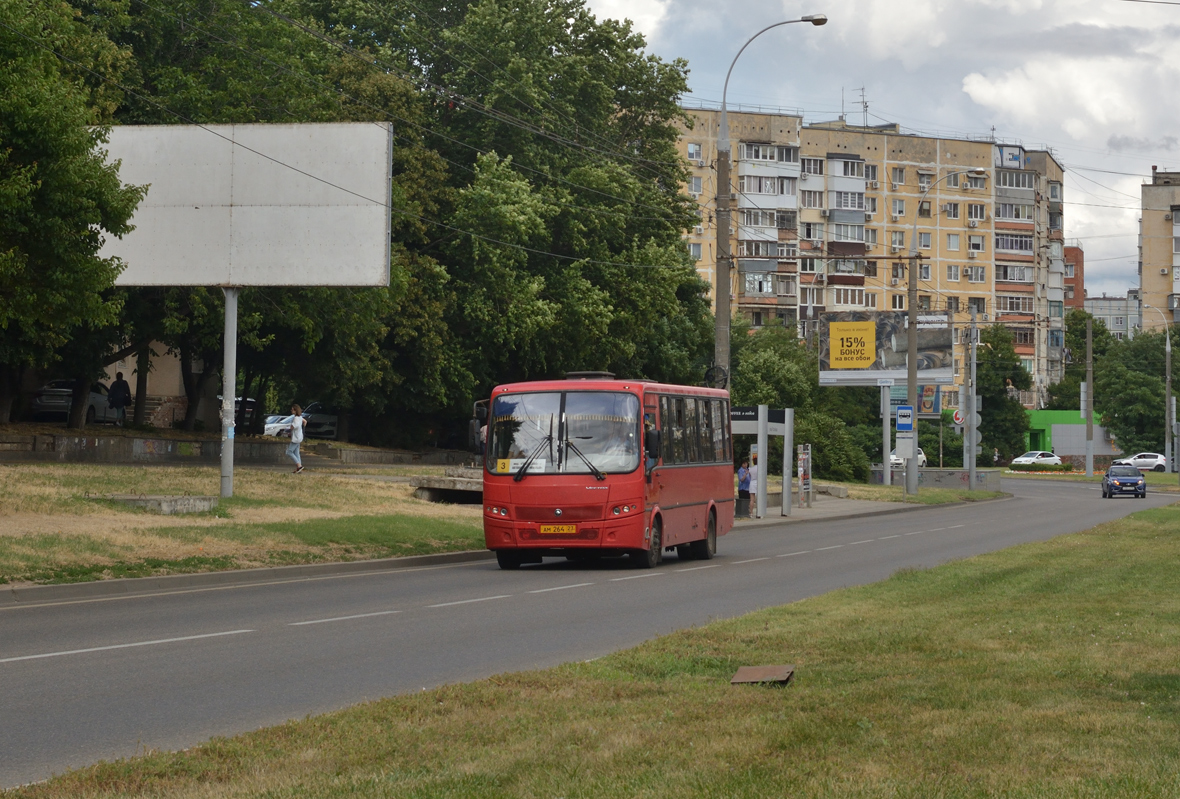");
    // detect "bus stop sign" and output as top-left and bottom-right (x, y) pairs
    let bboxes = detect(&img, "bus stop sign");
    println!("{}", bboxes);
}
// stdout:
(896, 405), (914, 432)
